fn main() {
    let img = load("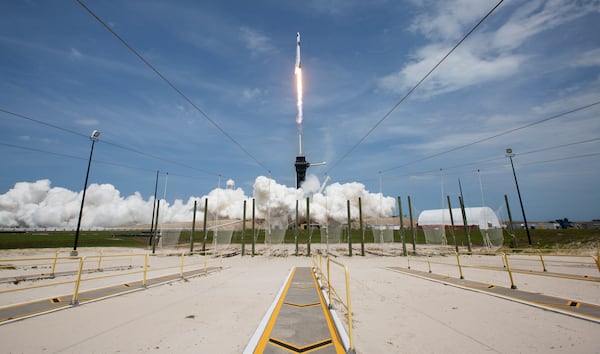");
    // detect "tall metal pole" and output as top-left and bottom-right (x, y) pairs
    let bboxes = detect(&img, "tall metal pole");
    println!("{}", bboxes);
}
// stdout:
(458, 178), (464, 203)
(73, 132), (99, 255)
(408, 195), (416, 252)
(242, 200), (246, 256)
(459, 196), (472, 252)
(150, 170), (159, 235)
(397, 196), (407, 257)
(251, 198), (256, 257)
(477, 169), (485, 207)
(347, 199), (352, 257)
(190, 200), (197, 253)
(295, 199), (299, 256)
(152, 199), (160, 254)
(505, 194), (517, 248)
(447, 195), (458, 253)
(358, 197), (365, 256)
(306, 197), (311, 256)
(202, 198), (208, 252)
(506, 149), (532, 245)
